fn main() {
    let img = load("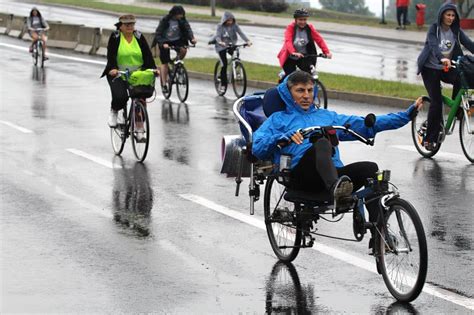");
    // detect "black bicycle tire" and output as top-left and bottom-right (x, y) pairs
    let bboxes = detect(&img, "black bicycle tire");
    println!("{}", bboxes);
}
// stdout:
(33, 42), (38, 66)
(459, 111), (474, 163)
(131, 100), (150, 162)
(213, 61), (226, 96)
(264, 176), (302, 262)
(110, 109), (127, 155)
(232, 60), (247, 98)
(162, 64), (173, 99)
(176, 65), (189, 103)
(316, 80), (328, 109)
(379, 198), (428, 302)
(39, 41), (45, 68)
